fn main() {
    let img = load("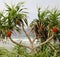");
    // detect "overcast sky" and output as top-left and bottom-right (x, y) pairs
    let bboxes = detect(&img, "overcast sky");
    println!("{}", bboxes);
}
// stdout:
(0, 0), (60, 24)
